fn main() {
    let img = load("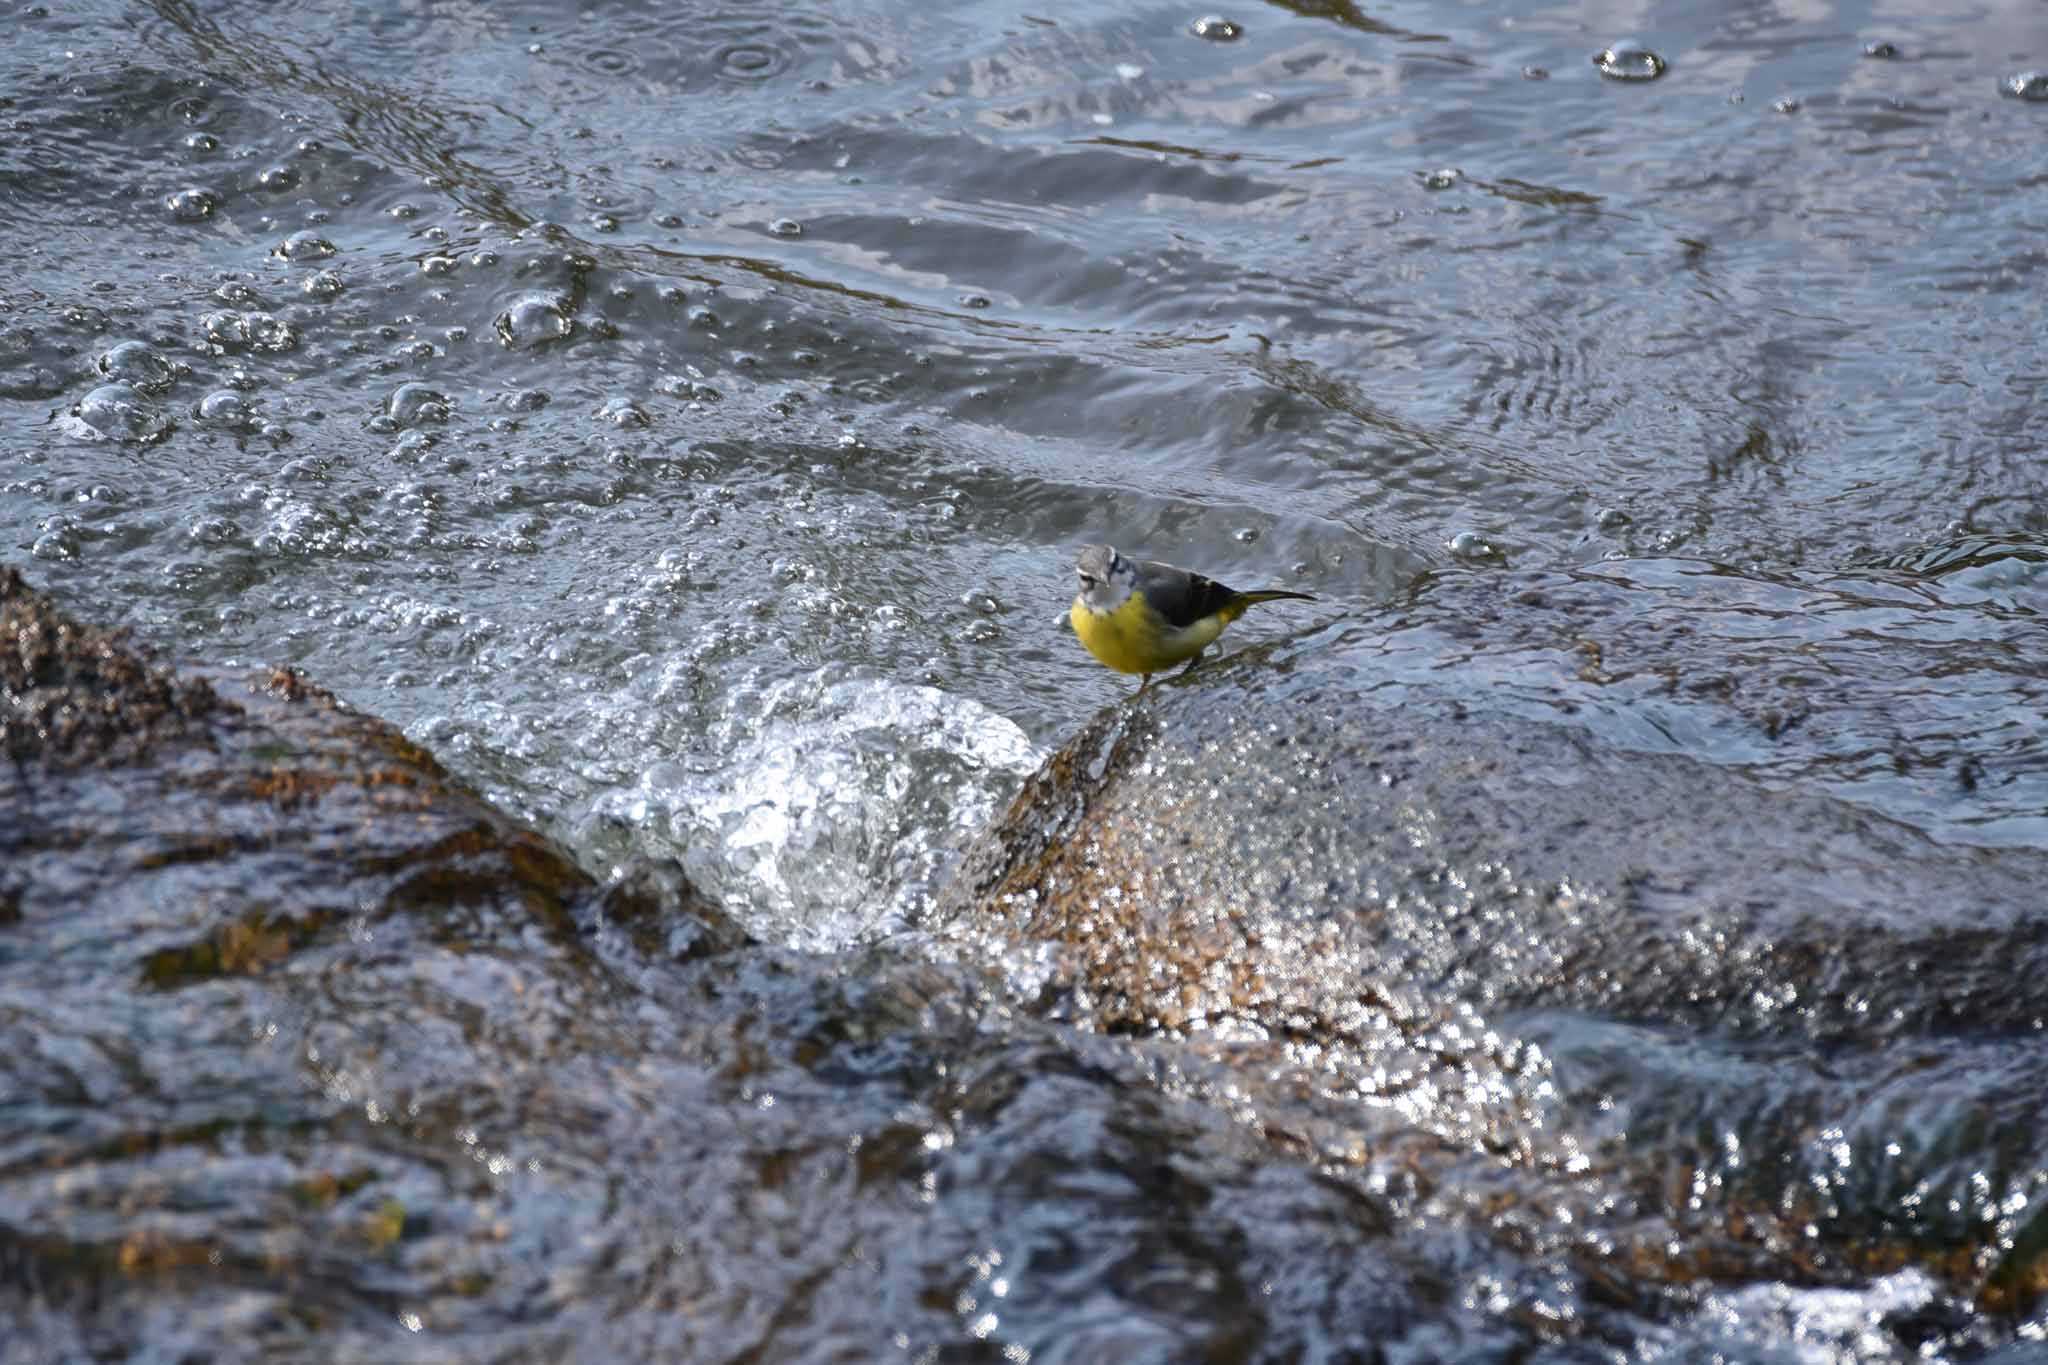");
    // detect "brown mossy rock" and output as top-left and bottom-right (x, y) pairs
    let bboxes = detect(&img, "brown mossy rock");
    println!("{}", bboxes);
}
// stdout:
(1, 565), (221, 765)
(2, 623), (596, 959)
(0, 569), (727, 1347)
